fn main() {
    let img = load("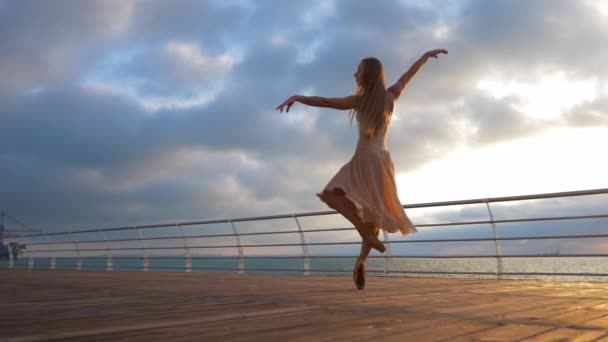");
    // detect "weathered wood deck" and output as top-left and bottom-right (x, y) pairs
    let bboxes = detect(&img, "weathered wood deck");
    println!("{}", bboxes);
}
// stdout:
(1, 269), (608, 341)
